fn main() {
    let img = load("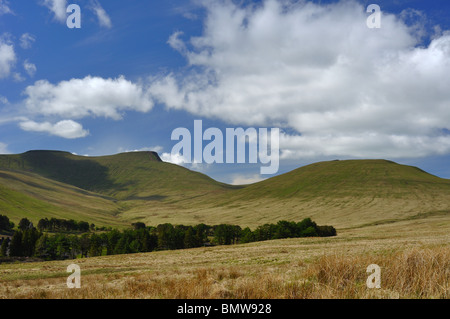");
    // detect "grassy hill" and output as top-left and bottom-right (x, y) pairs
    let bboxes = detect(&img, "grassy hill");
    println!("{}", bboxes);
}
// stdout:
(0, 151), (233, 199)
(0, 169), (125, 228)
(199, 159), (450, 228)
(0, 151), (449, 230)
(232, 159), (450, 199)
(0, 150), (234, 226)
